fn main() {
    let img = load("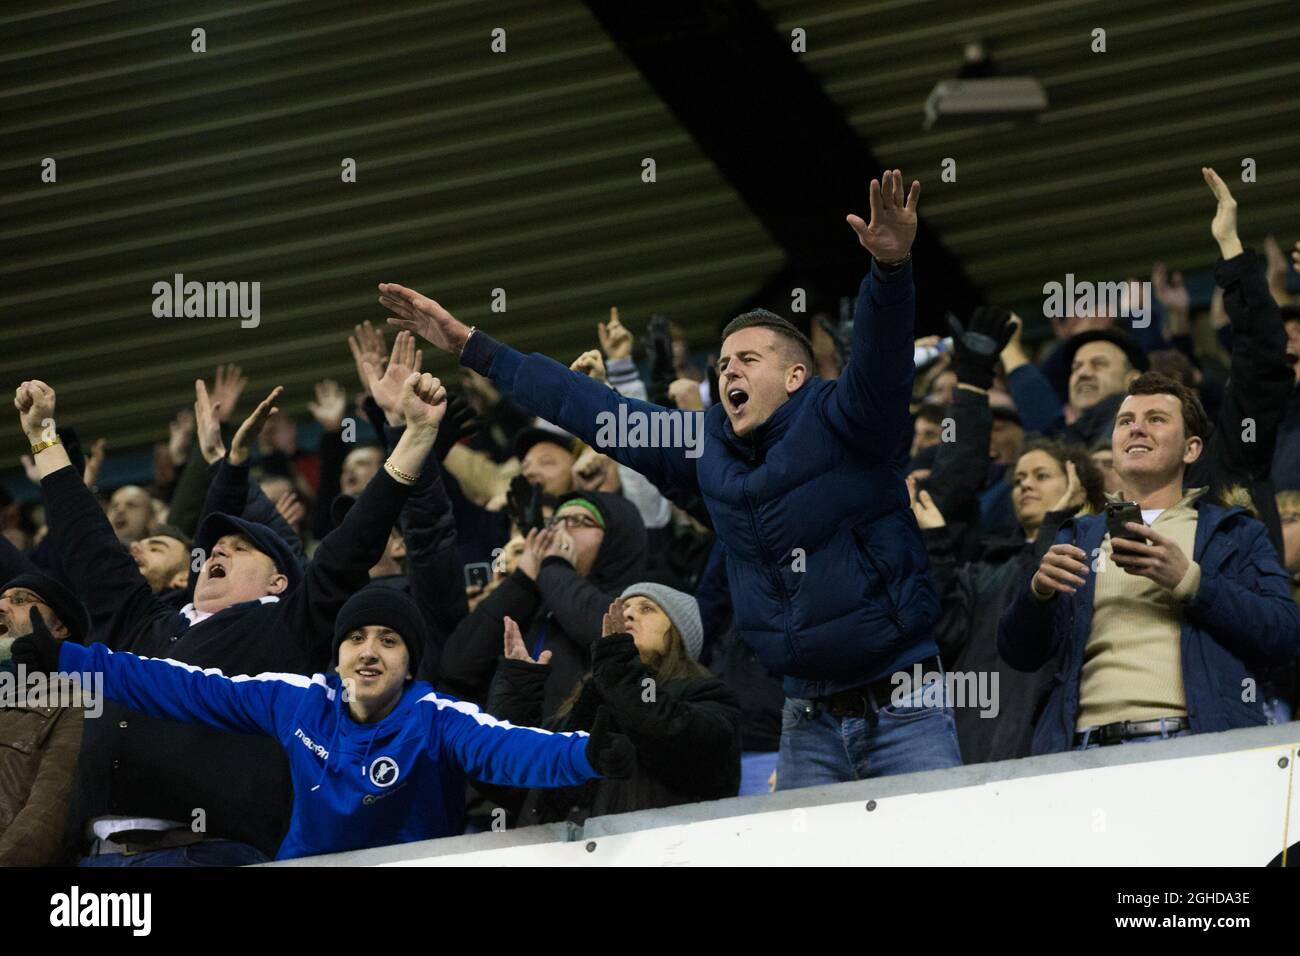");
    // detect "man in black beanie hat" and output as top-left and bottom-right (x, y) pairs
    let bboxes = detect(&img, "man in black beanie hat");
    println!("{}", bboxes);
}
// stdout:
(331, 587), (429, 708)
(16, 372), (453, 865)
(14, 585), (635, 860)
